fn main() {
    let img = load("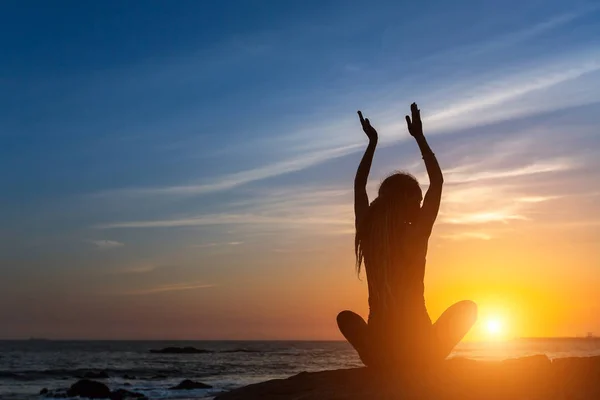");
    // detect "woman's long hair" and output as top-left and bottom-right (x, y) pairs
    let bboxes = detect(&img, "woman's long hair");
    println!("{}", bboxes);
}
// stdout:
(355, 172), (422, 306)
